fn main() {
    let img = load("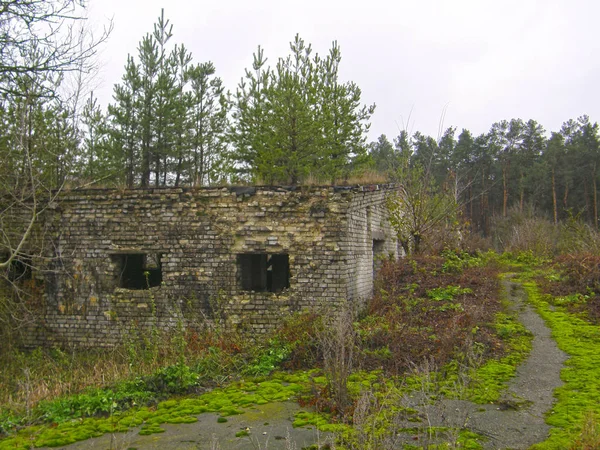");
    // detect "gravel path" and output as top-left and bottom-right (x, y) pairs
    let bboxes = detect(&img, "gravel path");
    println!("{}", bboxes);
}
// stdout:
(399, 276), (568, 449)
